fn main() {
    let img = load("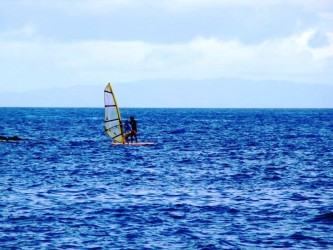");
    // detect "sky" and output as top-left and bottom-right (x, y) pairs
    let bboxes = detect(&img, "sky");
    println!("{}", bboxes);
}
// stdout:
(0, 0), (332, 107)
